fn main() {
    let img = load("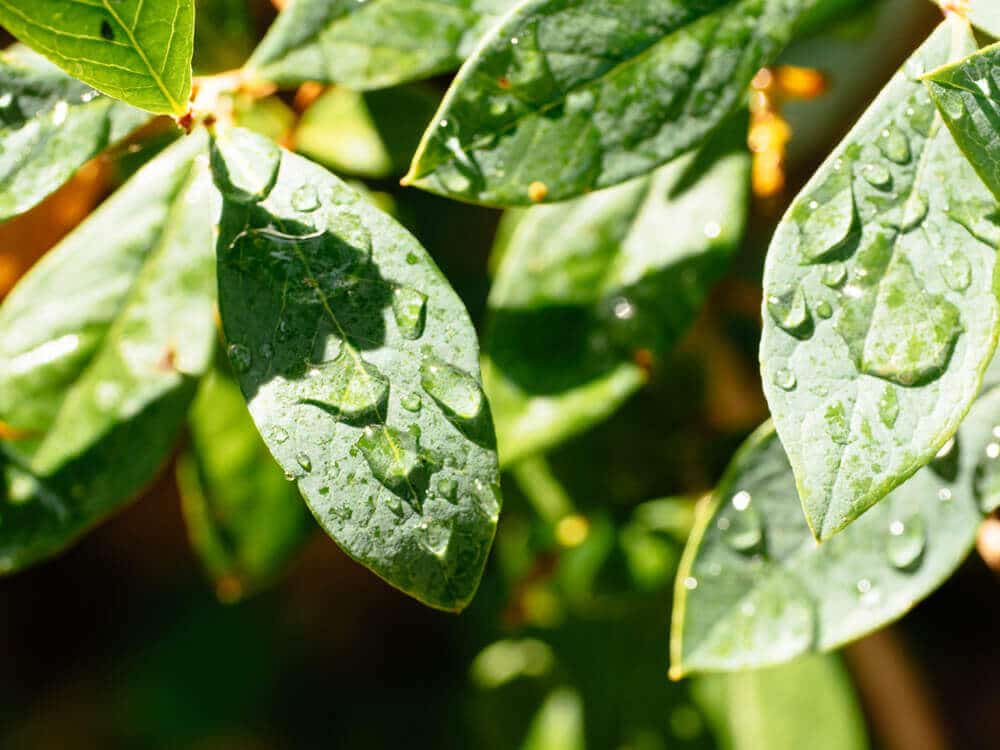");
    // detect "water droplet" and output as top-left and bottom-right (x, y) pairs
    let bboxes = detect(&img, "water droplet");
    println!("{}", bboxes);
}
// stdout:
(974, 441), (1000, 512)
(861, 163), (892, 189)
(901, 192), (928, 232)
(938, 487), (953, 503)
(773, 368), (797, 391)
(855, 577), (881, 606)
(420, 357), (484, 422)
(816, 300), (833, 319)
(436, 477), (457, 500)
(405, 252), (419, 265)
(392, 286), (427, 340)
(704, 221), (722, 239)
(313, 345), (390, 420)
(822, 262), (847, 288)
(886, 514), (926, 569)
(296, 453), (312, 472)
(228, 343), (252, 373)
(272, 426), (289, 444)
(878, 384), (899, 428)
(720, 491), (762, 552)
(475, 478), (502, 521)
(291, 184), (320, 212)
(766, 285), (813, 339)
(878, 124), (911, 164)
(825, 401), (851, 445)
(683, 576), (698, 590)
(418, 519), (452, 557)
(357, 425), (425, 503)
(796, 168), (856, 263)
(401, 393), (422, 412)
(941, 252), (971, 292)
